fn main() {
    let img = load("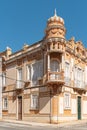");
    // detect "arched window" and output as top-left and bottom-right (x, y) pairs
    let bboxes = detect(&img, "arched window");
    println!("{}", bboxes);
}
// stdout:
(50, 60), (60, 72)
